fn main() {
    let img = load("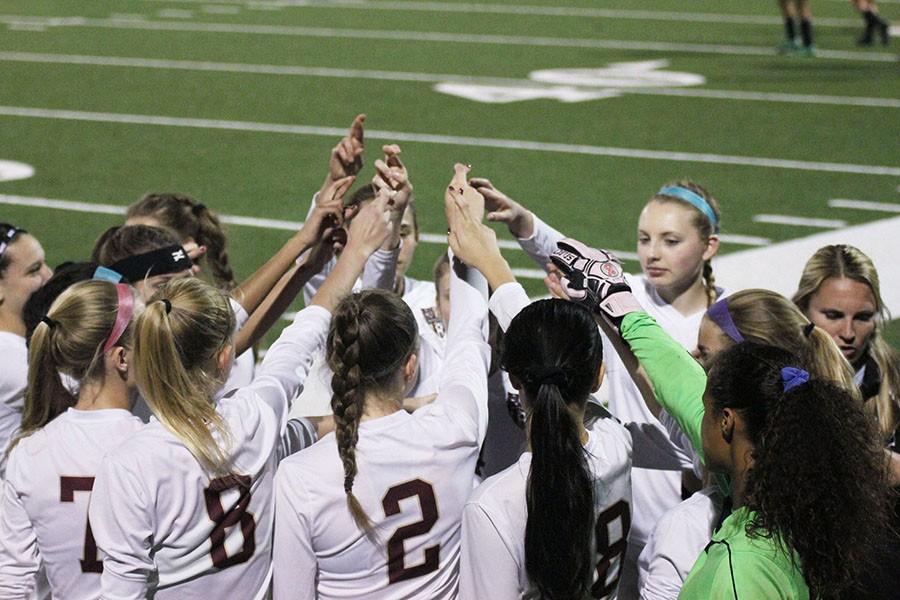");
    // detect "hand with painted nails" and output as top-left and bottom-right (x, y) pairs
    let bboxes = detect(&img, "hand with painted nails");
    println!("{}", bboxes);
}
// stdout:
(469, 177), (534, 239)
